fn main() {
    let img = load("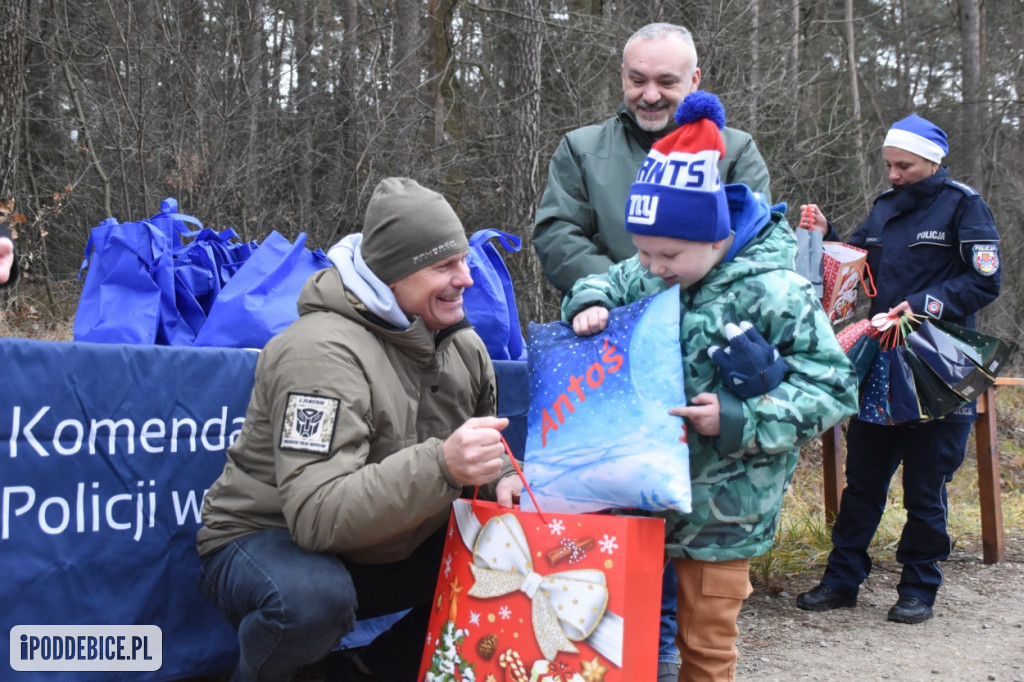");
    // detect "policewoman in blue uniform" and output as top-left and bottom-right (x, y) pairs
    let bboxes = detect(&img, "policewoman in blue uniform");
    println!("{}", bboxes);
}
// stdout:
(794, 113), (1001, 624)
